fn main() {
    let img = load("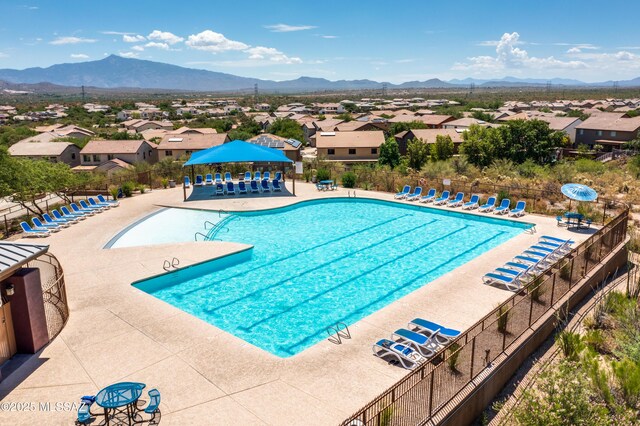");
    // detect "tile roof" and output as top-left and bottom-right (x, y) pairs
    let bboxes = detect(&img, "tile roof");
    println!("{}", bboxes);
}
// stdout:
(401, 128), (464, 143)
(157, 133), (228, 150)
(576, 113), (640, 132)
(81, 139), (149, 154)
(316, 131), (385, 148)
(9, 141), (77, 156)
